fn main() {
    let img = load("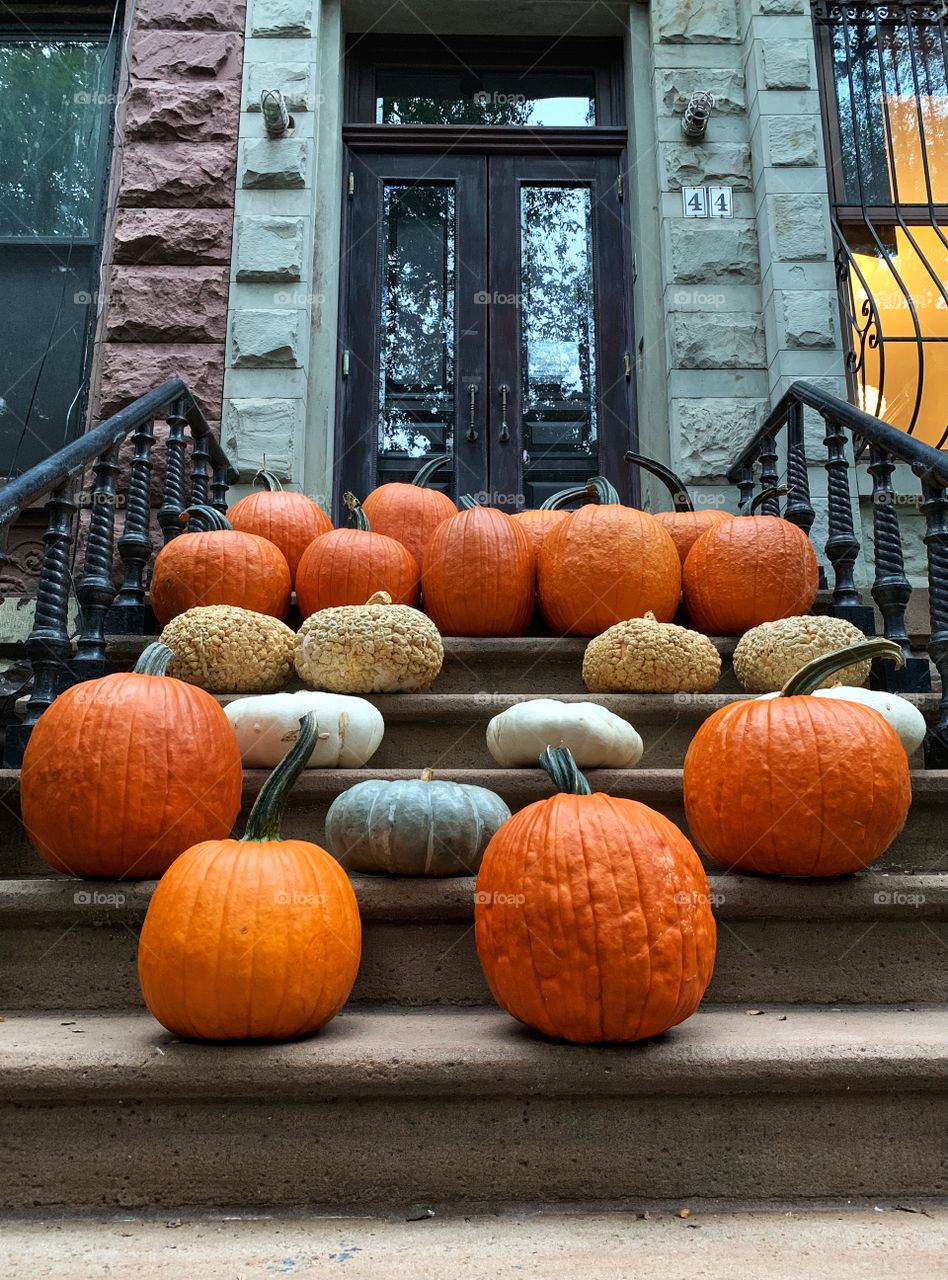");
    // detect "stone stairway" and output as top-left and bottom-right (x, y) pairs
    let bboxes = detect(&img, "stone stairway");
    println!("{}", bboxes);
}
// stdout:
(0, 634), (946, 1208)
